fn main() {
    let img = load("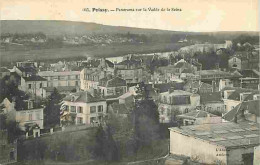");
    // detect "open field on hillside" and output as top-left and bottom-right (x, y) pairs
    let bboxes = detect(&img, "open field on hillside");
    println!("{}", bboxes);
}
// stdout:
(0, 43), (186, 64)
